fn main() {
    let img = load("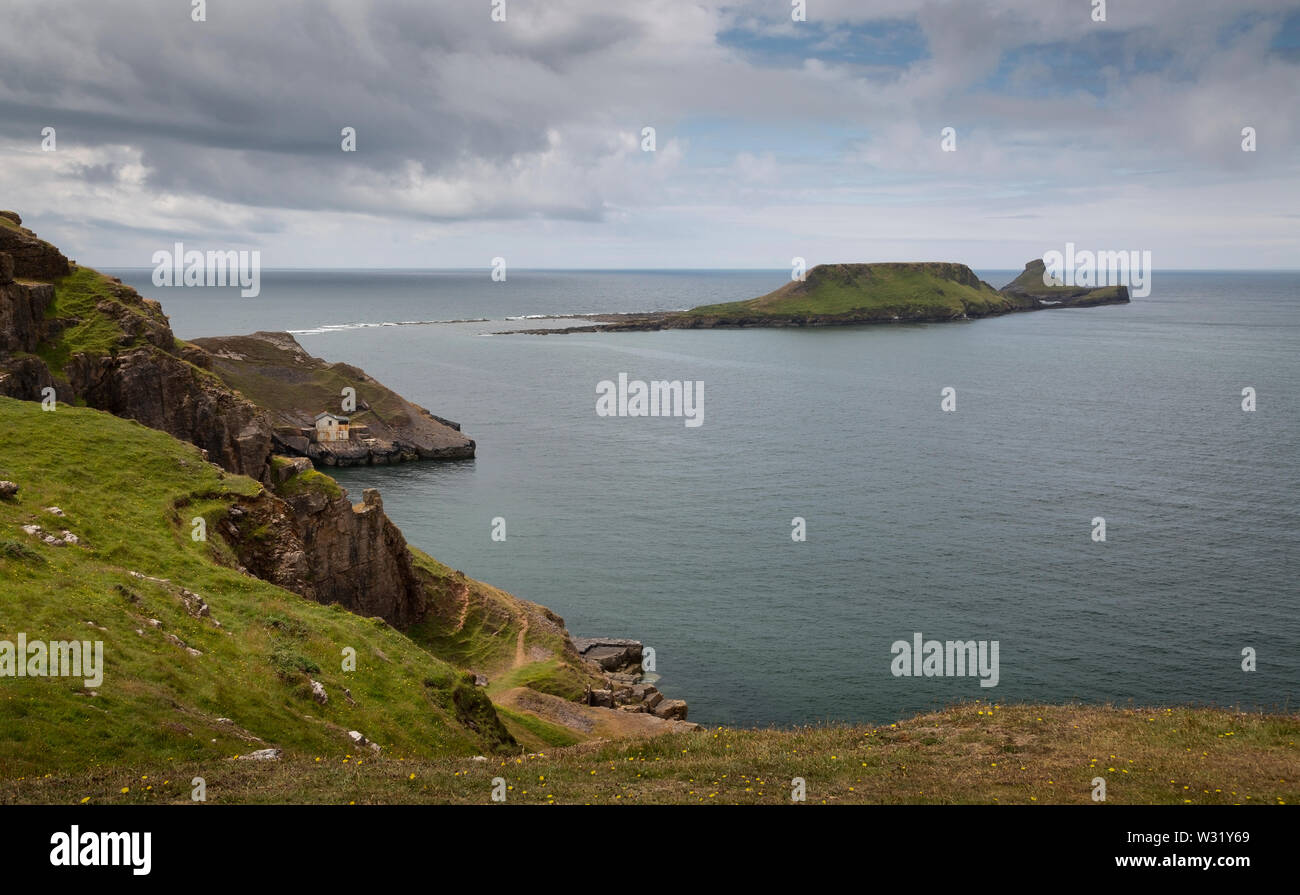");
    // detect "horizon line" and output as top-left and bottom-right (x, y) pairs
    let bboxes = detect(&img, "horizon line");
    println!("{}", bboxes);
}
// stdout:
(93, 265), (1300, 273)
